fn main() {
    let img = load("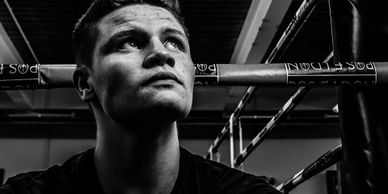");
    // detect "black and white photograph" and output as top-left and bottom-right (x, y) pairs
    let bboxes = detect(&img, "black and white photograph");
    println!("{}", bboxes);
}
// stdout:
(0, 0), (387, 193)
